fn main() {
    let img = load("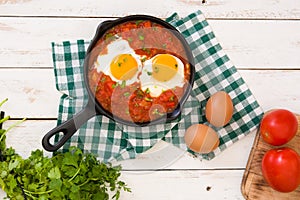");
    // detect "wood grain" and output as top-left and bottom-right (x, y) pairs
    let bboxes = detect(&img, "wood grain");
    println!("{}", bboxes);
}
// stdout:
(0, 169), (246, 199)
(0, 0), (299, 19)
(241, 113), (300, 200)
(1, 120), (256, 170)
(0, 0), (299, 199)
(0, 18), (300, 68)
(2, 69), (300, 118)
